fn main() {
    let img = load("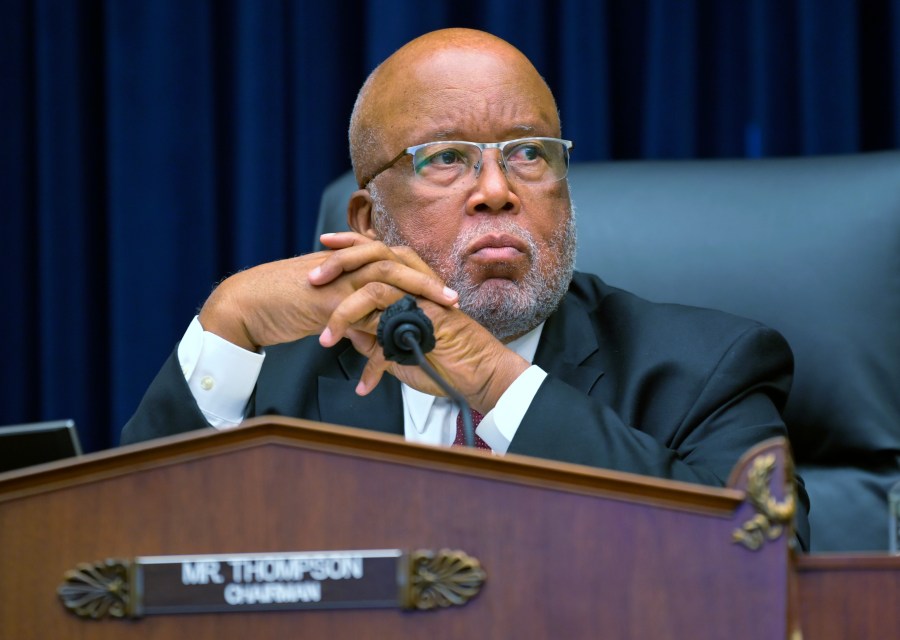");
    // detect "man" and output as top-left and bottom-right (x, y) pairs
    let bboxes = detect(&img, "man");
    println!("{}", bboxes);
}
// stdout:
(122, 28), (808, 546)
